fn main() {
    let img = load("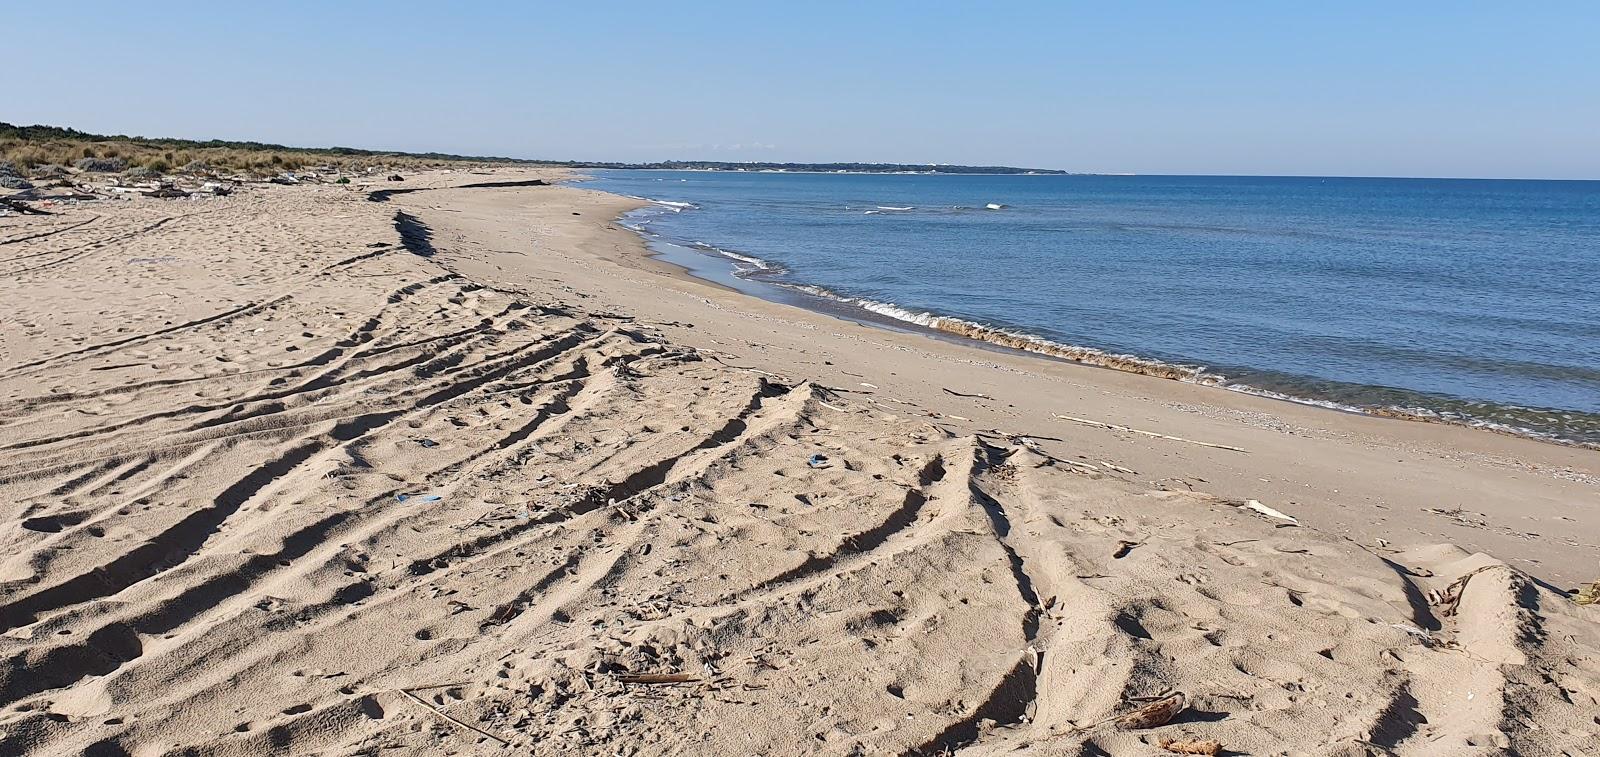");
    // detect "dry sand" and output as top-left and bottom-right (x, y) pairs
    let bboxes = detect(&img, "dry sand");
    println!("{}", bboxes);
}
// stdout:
(0, 169), (1596, 755)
